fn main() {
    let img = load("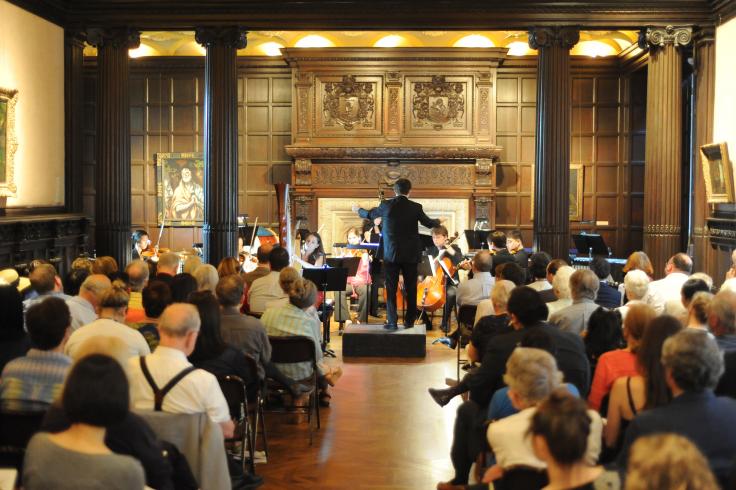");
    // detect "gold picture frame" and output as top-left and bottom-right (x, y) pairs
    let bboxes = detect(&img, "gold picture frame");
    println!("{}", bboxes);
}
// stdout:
(0, 87), (19, 198)
(530, 163), (584, 221)
(700, 142), (734, 204)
